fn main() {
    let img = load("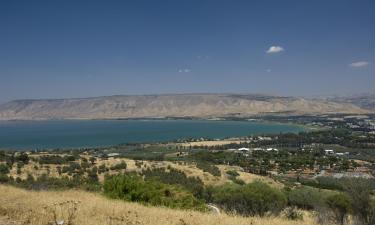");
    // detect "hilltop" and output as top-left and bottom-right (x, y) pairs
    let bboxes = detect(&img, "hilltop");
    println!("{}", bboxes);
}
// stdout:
(0, 93), (370, 120)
